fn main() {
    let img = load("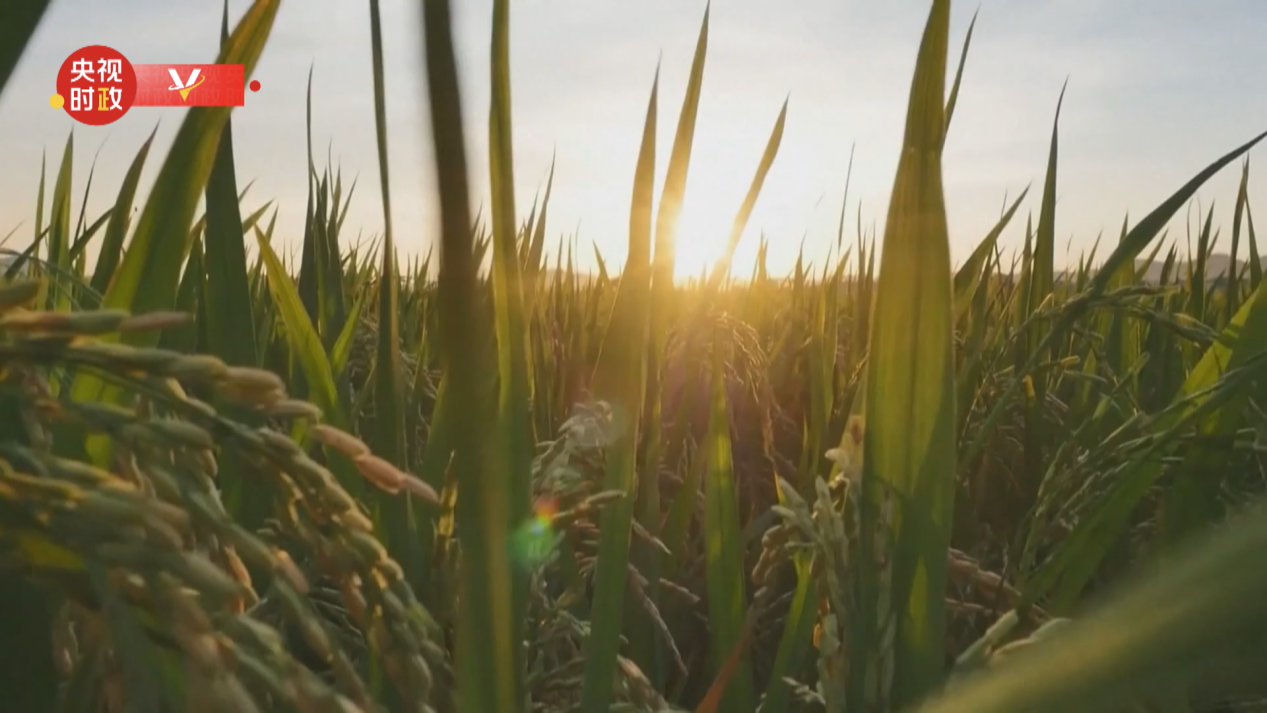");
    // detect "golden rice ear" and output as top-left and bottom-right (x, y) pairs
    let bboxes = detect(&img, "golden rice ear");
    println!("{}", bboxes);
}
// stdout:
(117, 311), (190, 333)
(351, 453), (402, 492)
(398, 474), (439, 504)
(0, 280), (43, 312)
(310, 424), (371, 459)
